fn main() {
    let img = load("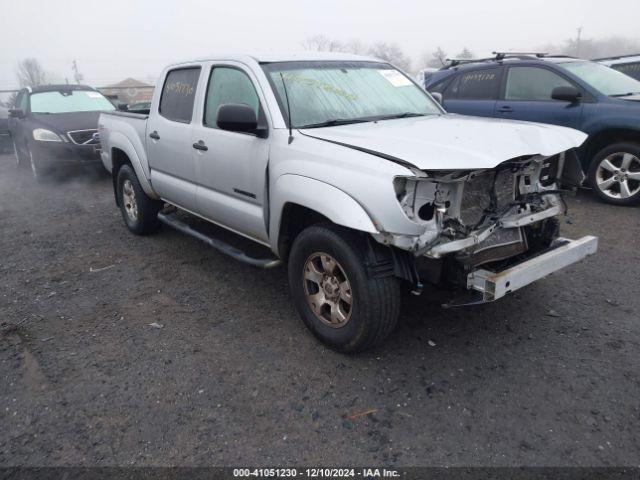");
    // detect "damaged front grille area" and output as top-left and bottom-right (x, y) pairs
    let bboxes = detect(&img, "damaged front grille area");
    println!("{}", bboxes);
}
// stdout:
(459, 169), (517, 227)
(392, 154), (568, 261)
